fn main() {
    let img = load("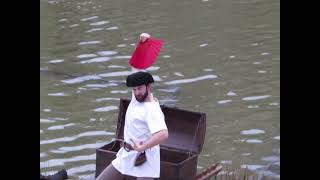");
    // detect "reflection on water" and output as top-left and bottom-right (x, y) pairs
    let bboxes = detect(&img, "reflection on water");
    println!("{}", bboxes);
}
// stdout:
(245, 139), (263, 144)
(240, 129), (265, 135)
(81, 16), (98, 21)
(78, 41), (102, 45)
(41, 0), (279, 178)
(164, 74), (217, 85)
(77, 54), (97, 59)
(79, 57), (112, 64)
(96, 51), (117, 56)
(93, 106), (118, 112)
(242, 95), (271, 101)
(51, 142), (107, 154)
(40, 131), (114, 145)
(47, 123), (76, 130)
(48, 92), (69, 96)
(89, 21), (109, 26)
(273, 136), (280, 140)
(47, 59), (64, 63)
(217, 99), (232, 104)
(40, 153), (96, 168)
